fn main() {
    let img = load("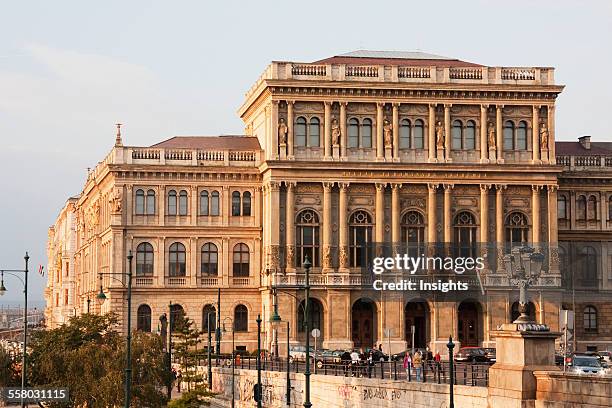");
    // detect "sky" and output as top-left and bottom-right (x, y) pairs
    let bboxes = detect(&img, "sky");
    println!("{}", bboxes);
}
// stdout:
(0, 1), (611, 304)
